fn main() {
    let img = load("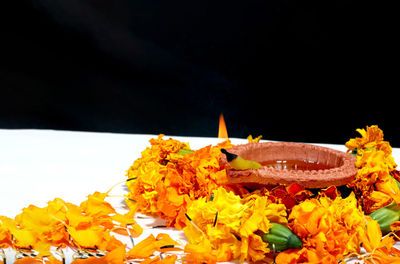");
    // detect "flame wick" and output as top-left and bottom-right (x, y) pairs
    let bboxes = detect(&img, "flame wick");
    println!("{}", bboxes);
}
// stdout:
(218, 114), (229, 138)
